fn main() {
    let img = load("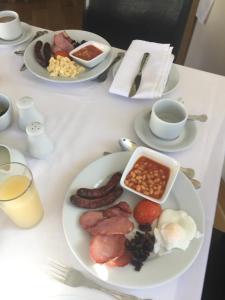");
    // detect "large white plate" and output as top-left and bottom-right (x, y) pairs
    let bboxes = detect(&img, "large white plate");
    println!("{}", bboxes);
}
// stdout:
(24, 30), (114, 83)
(63, 152), (204, 289)
(0, 22), (33, 47)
